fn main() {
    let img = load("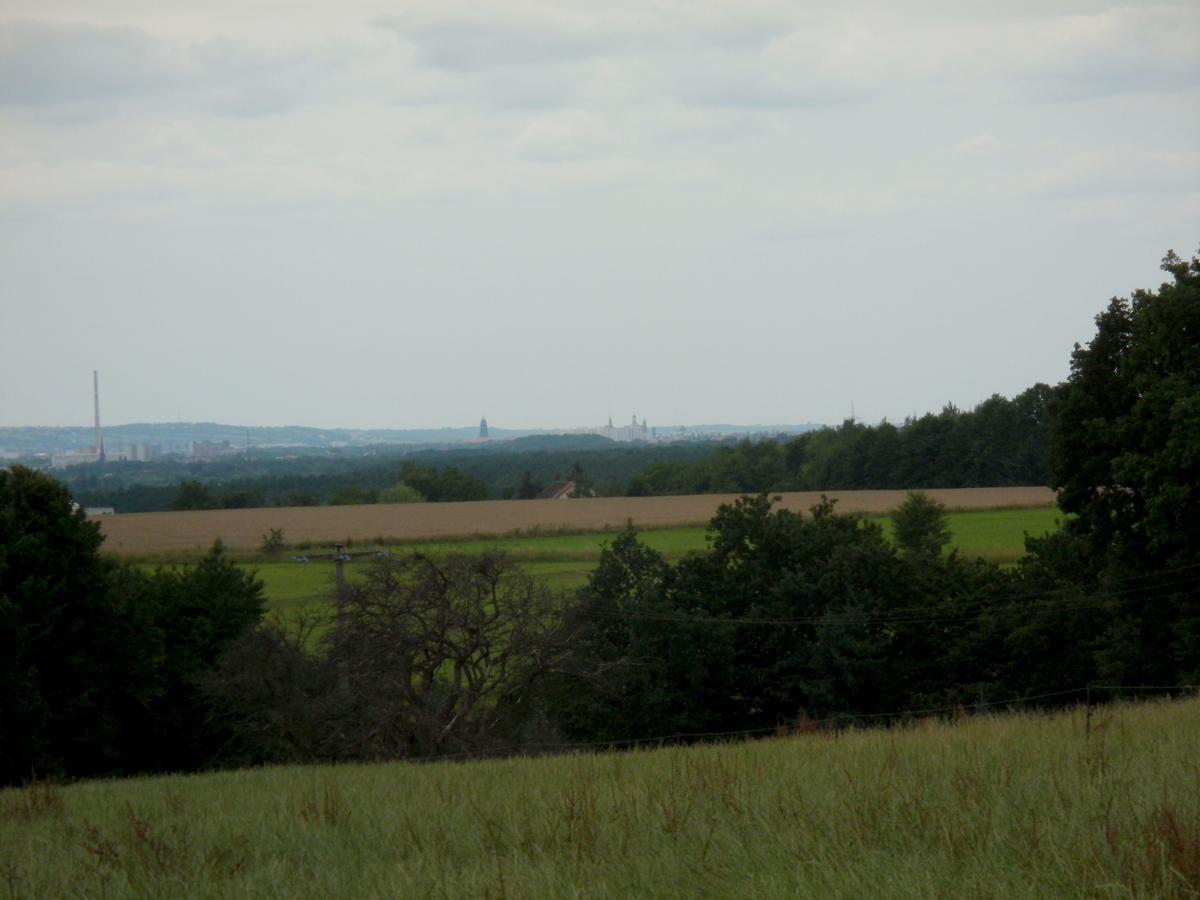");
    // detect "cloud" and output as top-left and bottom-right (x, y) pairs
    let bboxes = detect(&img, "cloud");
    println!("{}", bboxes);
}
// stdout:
(373, 1), (792, 71)
(1028, 149), (1200, 198)
(0, 21), (361, 118)
(141, 122), (229, 166)
(0, 21), (171, 106)
(510, 109), (617, 160)
(951, 134), (1000, 157)
(374, 8), (603, 71)
(1004, 6), (1200, 99)
(373, 3), (877, 109)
